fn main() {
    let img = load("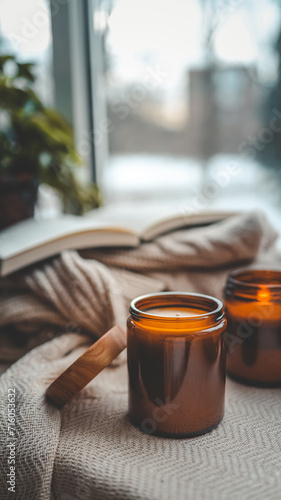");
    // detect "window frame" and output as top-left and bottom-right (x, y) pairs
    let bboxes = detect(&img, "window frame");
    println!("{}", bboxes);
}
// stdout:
(51, 0), (108, 185)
